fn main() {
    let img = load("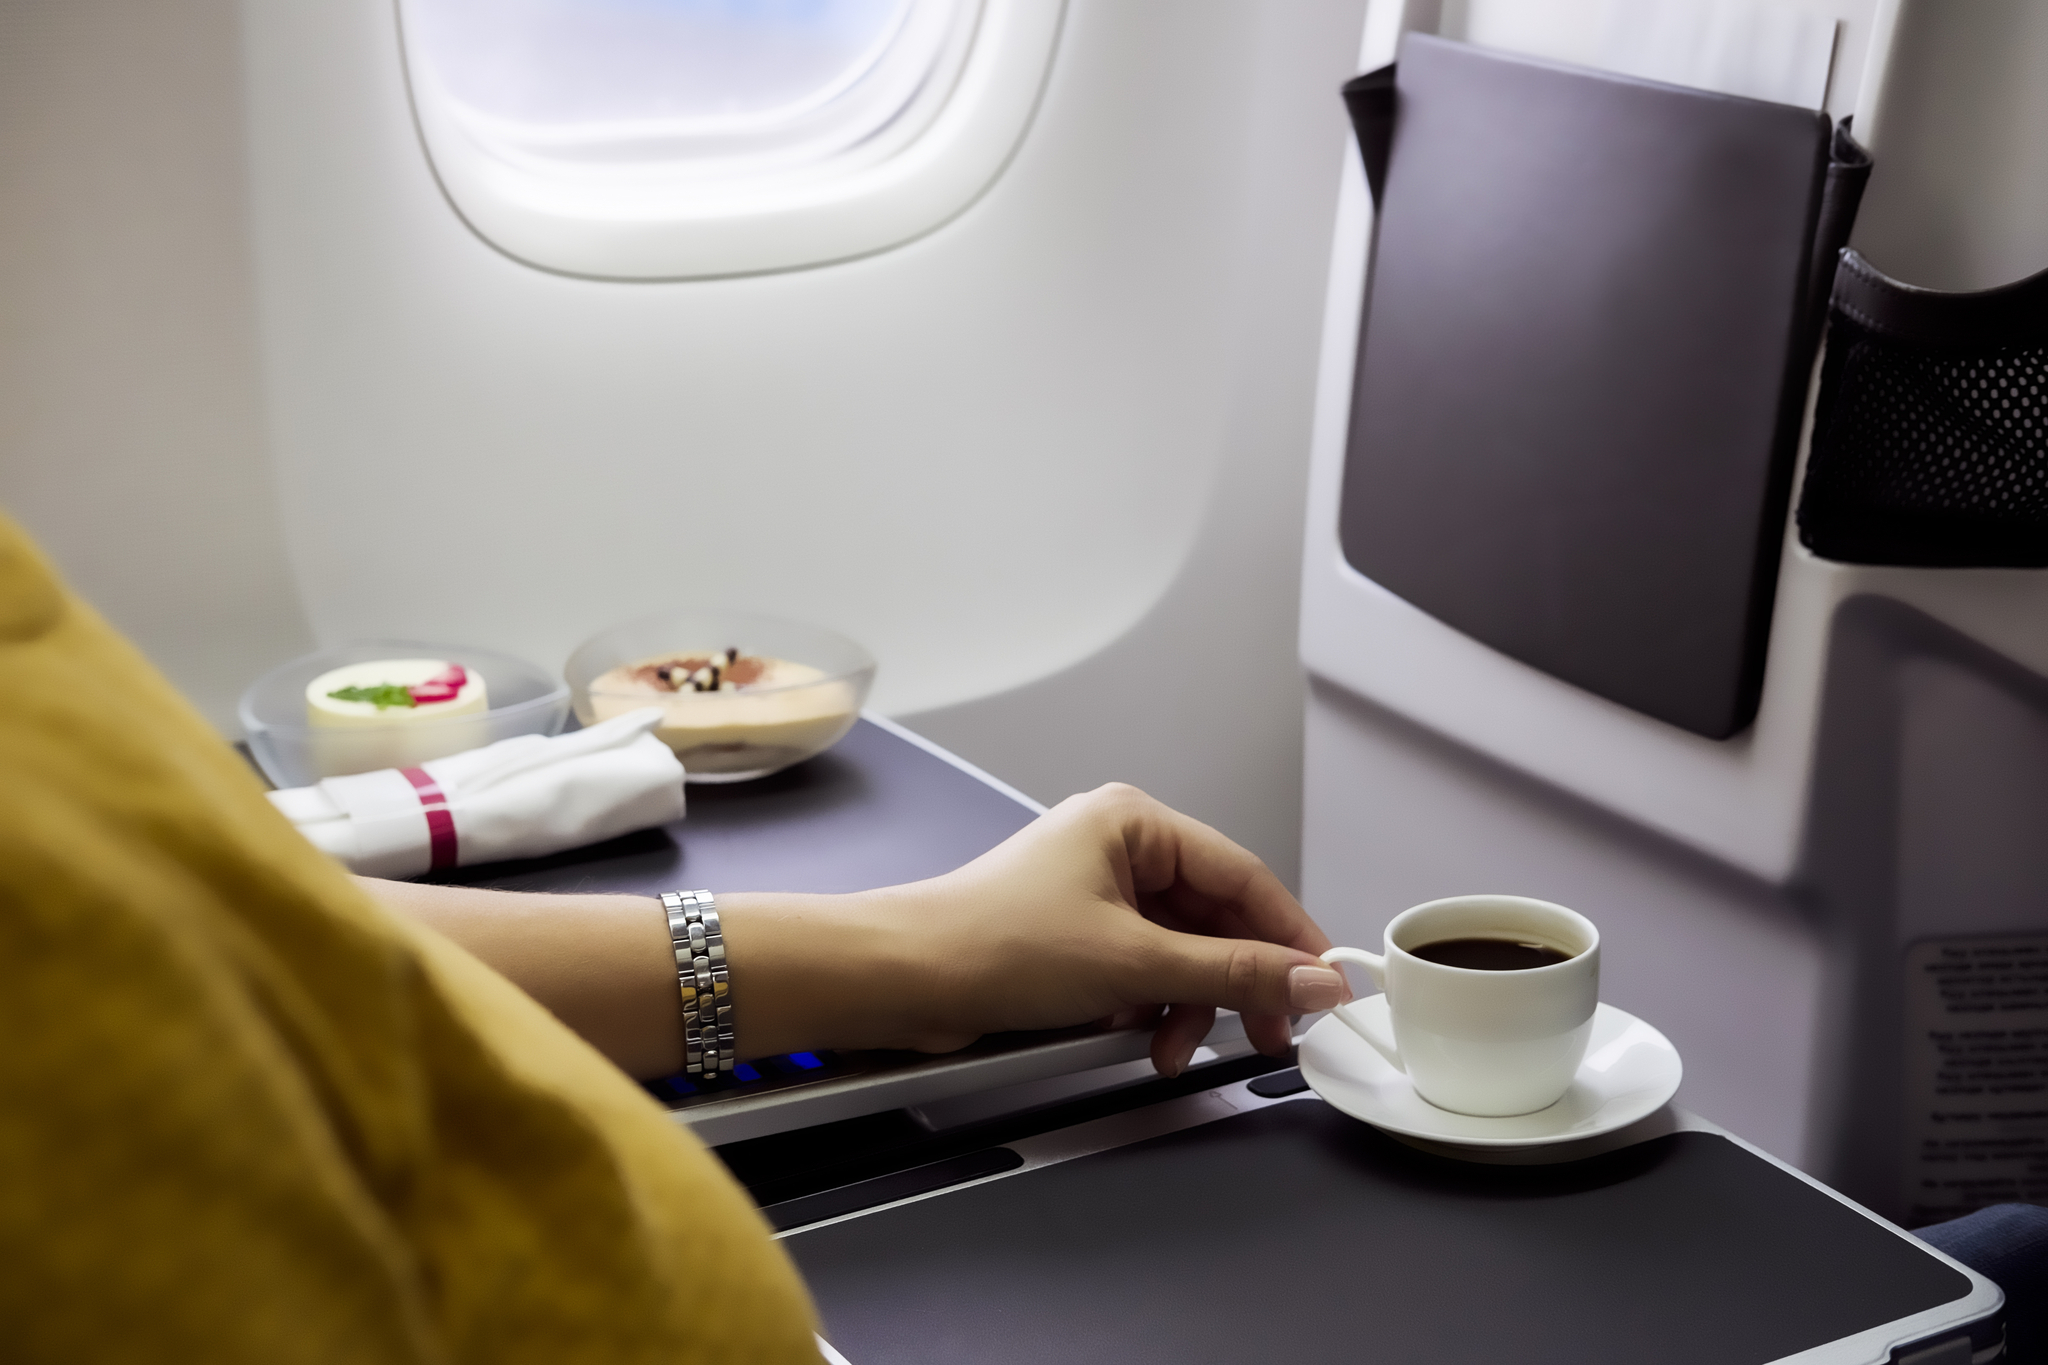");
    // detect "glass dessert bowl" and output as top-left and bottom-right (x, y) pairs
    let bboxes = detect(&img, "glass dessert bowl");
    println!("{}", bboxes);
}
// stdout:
(240, 641), (569, 788)
(566, 611), (875, 782)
